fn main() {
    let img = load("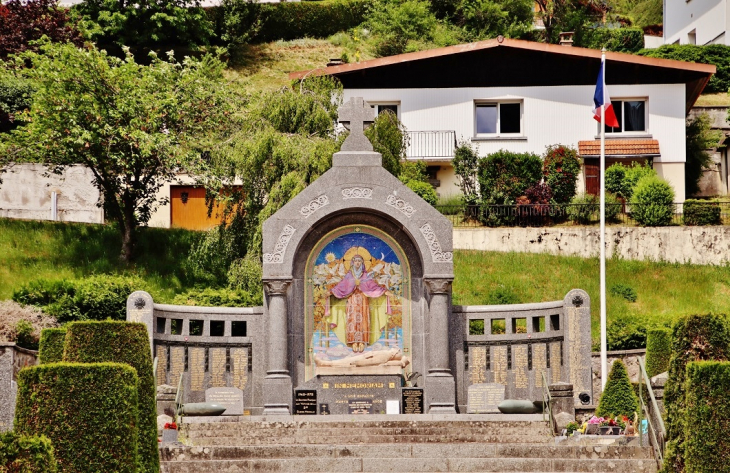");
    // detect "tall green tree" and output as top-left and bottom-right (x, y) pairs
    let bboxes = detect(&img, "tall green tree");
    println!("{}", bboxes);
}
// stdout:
(0, 42), (235, 262)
